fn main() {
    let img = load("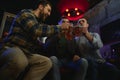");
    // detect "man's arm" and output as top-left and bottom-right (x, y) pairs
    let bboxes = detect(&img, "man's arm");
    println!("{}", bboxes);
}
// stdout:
(16, 10), (60, 38)
(90, 33), (103, 49)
